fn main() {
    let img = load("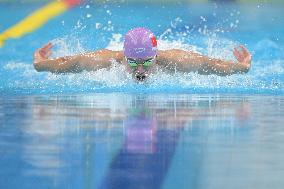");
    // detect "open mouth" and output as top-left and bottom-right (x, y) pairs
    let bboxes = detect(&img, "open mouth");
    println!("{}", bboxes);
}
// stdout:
(134, 73), (147, 82)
